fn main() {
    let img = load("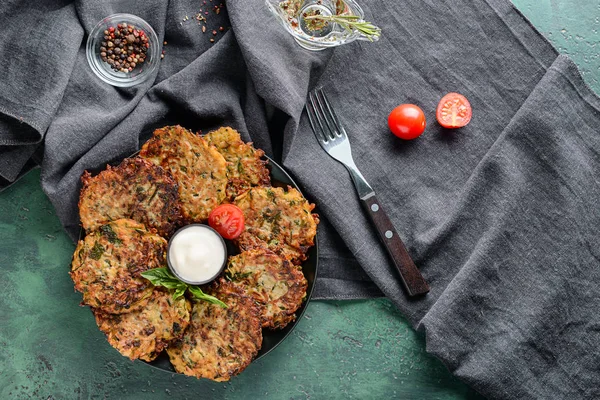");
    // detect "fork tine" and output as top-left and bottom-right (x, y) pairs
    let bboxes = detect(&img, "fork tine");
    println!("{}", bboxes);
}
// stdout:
(313, 90), (338, 140)
(316, 88), (347, 138)
(306, 95), (328, 143)
(308, 91), (331, 143)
